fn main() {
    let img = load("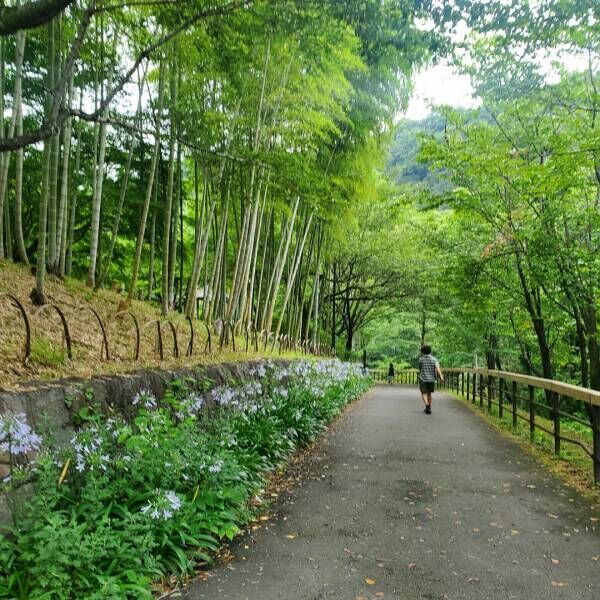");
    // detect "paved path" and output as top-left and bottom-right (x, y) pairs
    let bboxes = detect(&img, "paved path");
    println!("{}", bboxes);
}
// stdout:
(184, 385), (599, 600)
